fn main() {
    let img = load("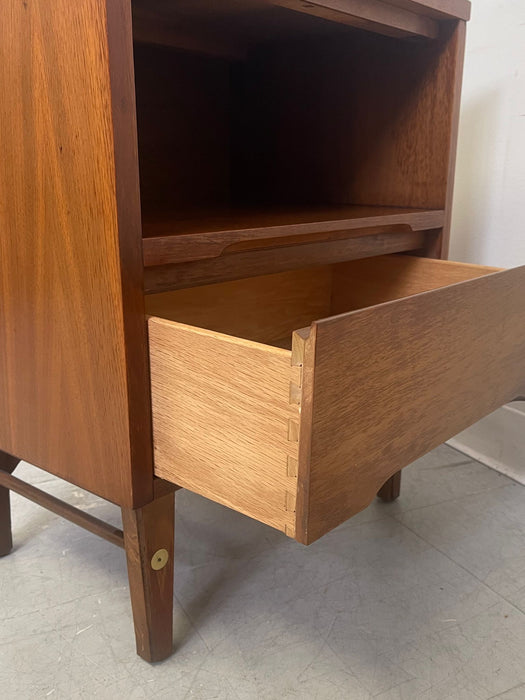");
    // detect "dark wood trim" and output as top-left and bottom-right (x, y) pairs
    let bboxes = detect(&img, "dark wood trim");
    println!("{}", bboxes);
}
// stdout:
(377, 471), (402, 502)
(272, 0), (440, 40)
(122, 491), (175, 662)
(439, 20), (467, 258)
(0, 452), (20, 556)
(386, 0), (471, 21)
(144, 230), (430, 294)
(142, 207), (445, 267)
(105, 0), (154, 508)
(0, 471), (125, 549)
